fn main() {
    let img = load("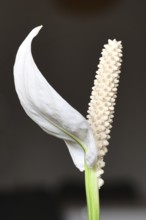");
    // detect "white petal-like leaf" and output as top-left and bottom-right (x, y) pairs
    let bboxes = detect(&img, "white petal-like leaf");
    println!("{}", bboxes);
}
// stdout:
(13, 26), (97, 171)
